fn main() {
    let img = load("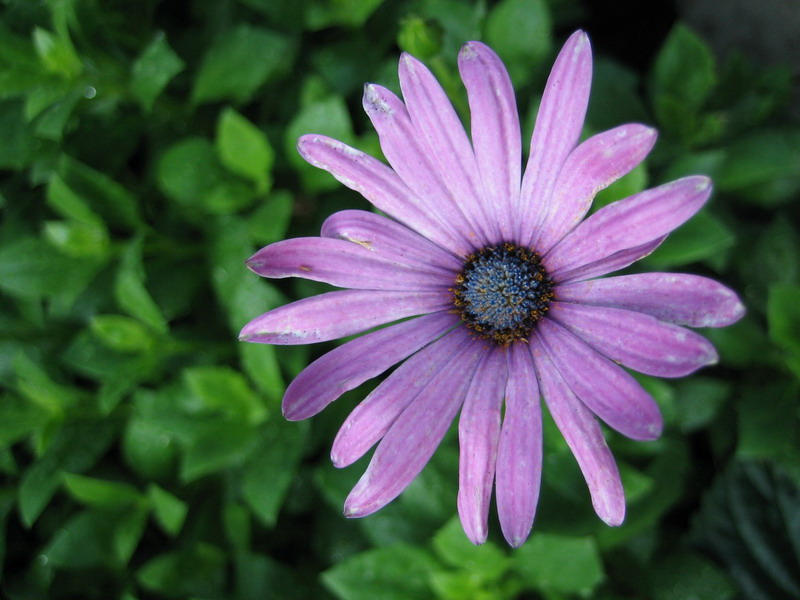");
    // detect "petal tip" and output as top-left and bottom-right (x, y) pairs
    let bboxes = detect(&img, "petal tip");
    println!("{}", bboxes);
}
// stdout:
(506, 533), (529, 549)
(600, 511), (626, 527)
(459, 41), (481, 60)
